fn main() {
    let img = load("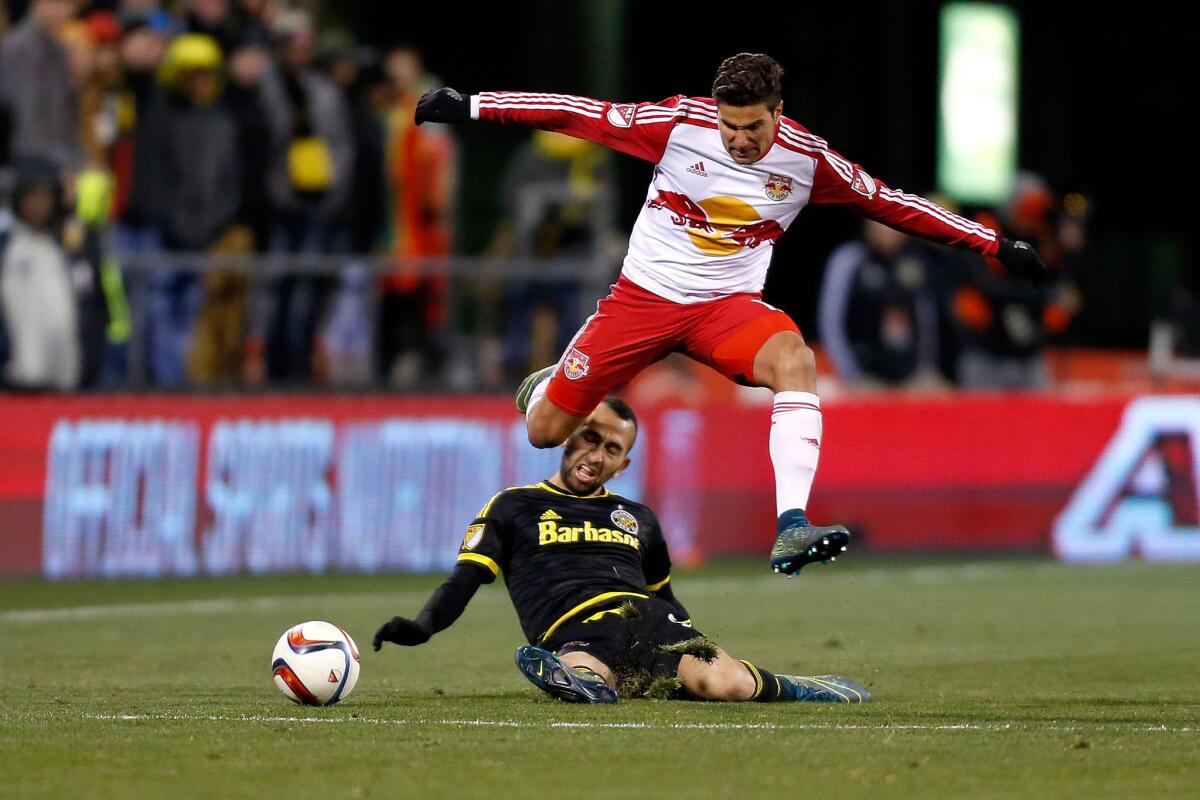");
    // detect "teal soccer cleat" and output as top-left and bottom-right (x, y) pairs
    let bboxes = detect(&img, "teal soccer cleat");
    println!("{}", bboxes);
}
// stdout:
(515, 646), (618, 704)
(770, 509), (850, 575)
(781, 674), (873, 703)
